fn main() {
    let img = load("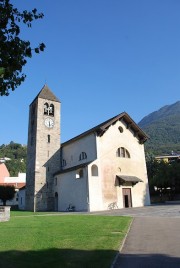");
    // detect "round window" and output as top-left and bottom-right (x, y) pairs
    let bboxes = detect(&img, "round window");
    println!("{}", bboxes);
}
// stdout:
(118, 126), (123, 133)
